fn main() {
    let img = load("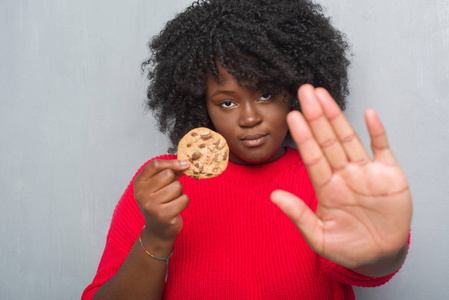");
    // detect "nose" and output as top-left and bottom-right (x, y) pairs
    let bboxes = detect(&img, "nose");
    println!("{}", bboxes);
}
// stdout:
(238, 102), (262, 128)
